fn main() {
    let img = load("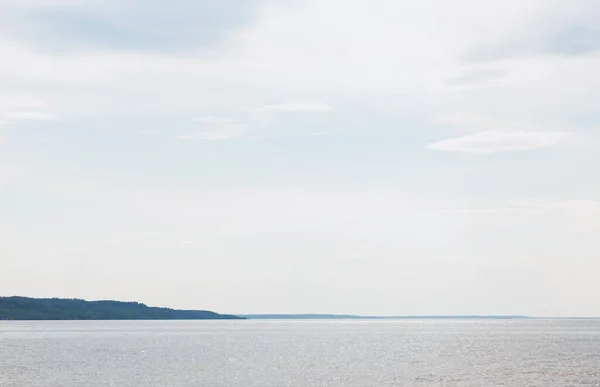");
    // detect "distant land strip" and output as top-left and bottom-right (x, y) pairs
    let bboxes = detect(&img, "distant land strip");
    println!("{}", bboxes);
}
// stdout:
(241, 314), (531, 320)
(0, 296), (244, 320)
